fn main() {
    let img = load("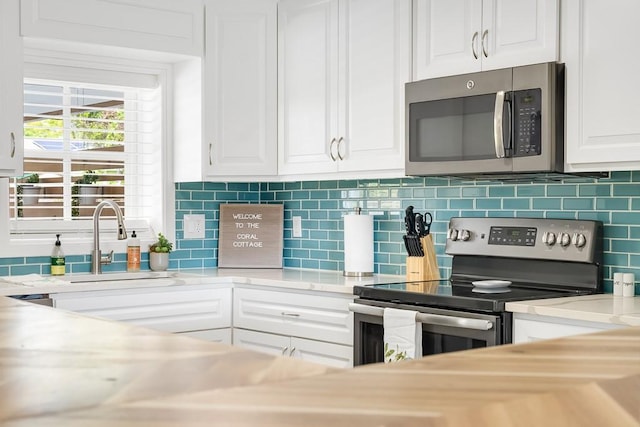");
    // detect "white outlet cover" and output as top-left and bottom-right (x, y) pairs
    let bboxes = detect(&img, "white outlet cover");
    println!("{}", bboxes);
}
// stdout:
(292, 216), (302, 238)
(184, 214), (205, 239)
